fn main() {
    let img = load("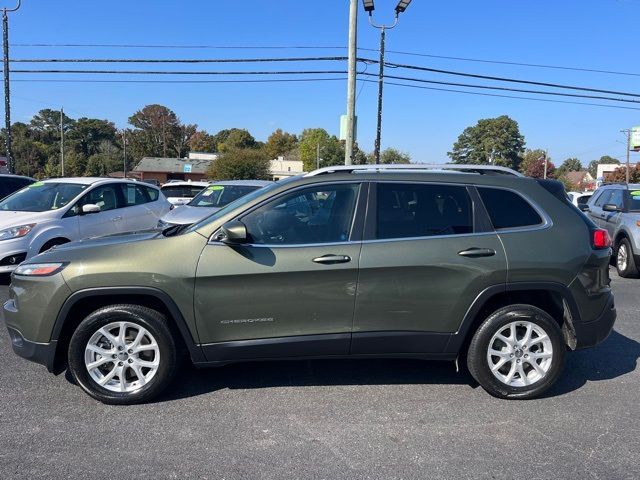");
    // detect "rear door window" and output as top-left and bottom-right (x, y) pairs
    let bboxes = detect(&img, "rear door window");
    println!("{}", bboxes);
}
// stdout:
(478, 188), (543, 230)
(375, 183), (473, 239)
